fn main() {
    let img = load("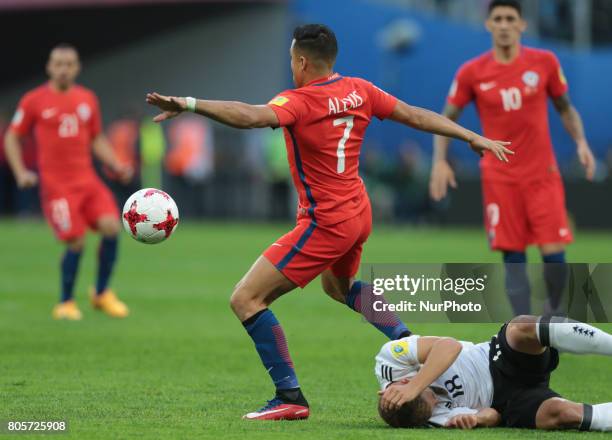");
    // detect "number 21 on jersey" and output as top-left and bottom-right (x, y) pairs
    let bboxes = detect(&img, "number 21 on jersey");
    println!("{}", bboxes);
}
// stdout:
(59, 114), (79, 138)
(333, 115), (354, 174)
